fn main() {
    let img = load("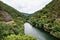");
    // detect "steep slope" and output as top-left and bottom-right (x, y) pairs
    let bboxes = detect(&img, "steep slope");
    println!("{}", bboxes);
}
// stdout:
(0, 1), (37, 40)
(0, 1), (26, 40)
(0, 1), (26, 20)
(29, 0), (60, 39)
(0, 10), (13, 22)
(0, 1), (26, 34)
